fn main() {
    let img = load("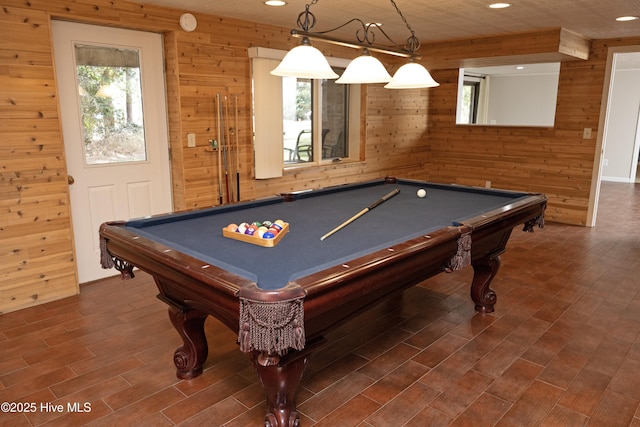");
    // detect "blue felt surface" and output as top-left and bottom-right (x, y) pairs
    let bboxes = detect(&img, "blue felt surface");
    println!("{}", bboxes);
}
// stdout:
(124, 180), (527, 290)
